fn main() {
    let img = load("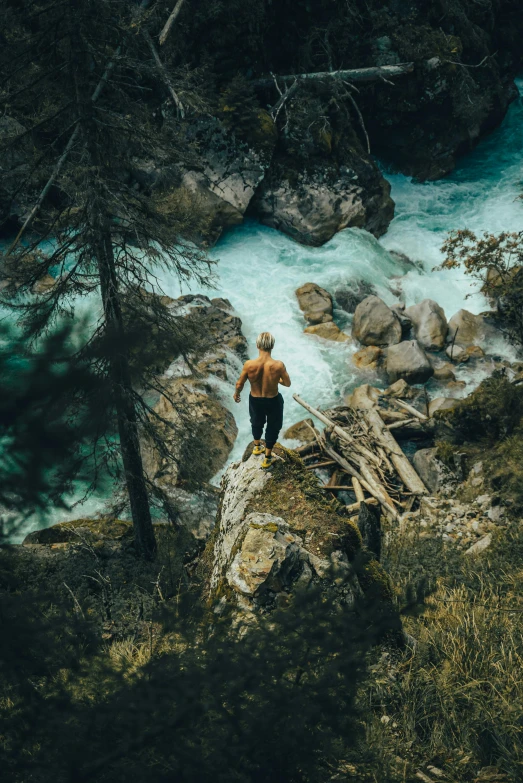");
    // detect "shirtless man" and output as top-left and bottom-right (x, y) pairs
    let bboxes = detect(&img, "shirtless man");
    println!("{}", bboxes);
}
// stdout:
(233, 331), (291, 469)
